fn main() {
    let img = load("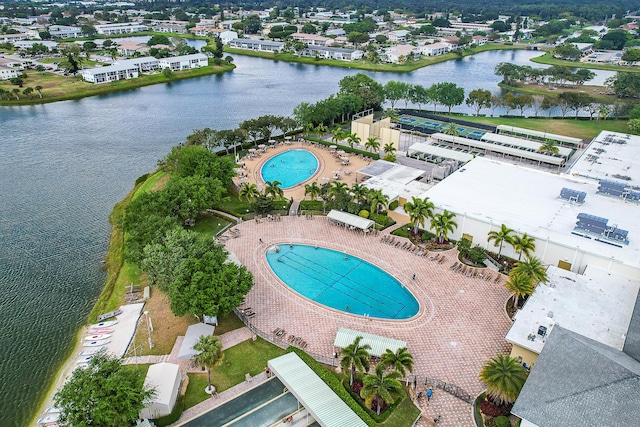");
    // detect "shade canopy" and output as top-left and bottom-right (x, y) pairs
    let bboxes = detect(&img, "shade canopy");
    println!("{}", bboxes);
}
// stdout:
(333, 327), (407, 358)
(177, 323), (215, 360)
(327, 210), (374, 230)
